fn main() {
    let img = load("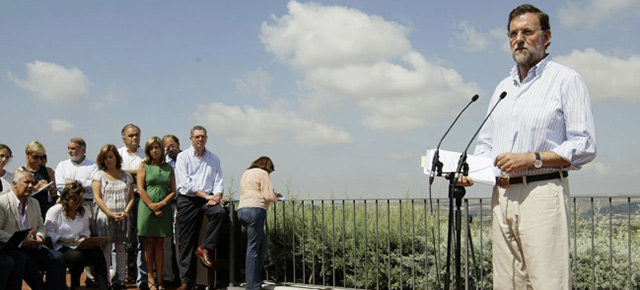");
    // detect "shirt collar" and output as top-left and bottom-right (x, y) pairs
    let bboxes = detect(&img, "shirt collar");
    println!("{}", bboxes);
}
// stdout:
(510, 54), (552, 84)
